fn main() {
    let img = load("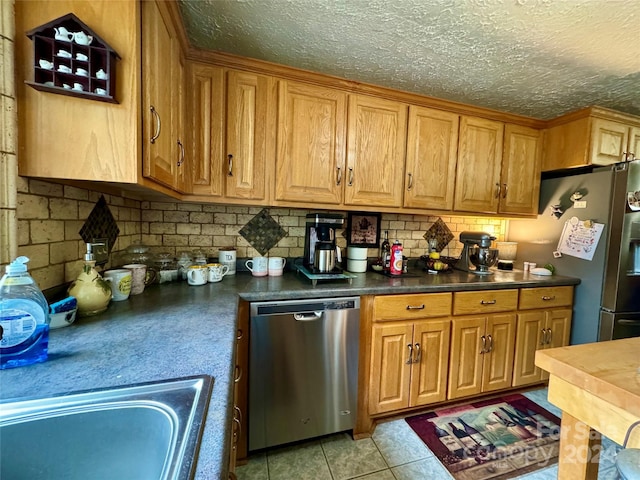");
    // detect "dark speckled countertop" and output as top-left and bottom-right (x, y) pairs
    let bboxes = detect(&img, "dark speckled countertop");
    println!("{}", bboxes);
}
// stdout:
(0, 268), (579, 479)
